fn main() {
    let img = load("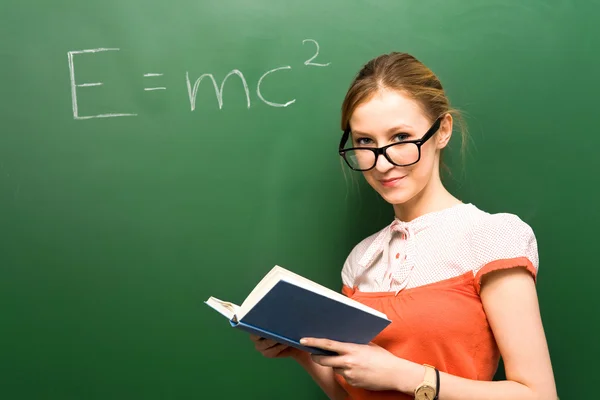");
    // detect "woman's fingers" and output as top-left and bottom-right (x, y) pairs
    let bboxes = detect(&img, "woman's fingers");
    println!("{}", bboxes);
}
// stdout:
(250, 336), (279, 351)
(249, 334), (262, 343)
(261, 343), (288, 358)
(249, 335), (291, 358)
(256, 339), (279, 351)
